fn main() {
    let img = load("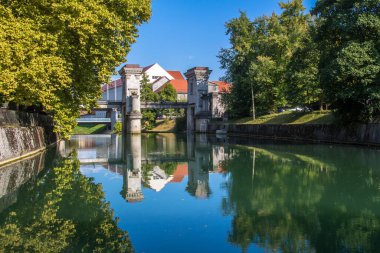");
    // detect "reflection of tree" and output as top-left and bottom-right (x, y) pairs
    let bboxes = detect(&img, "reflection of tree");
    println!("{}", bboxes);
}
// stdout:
(0, 153), (132, 253)
(222, 145), (380, 253)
